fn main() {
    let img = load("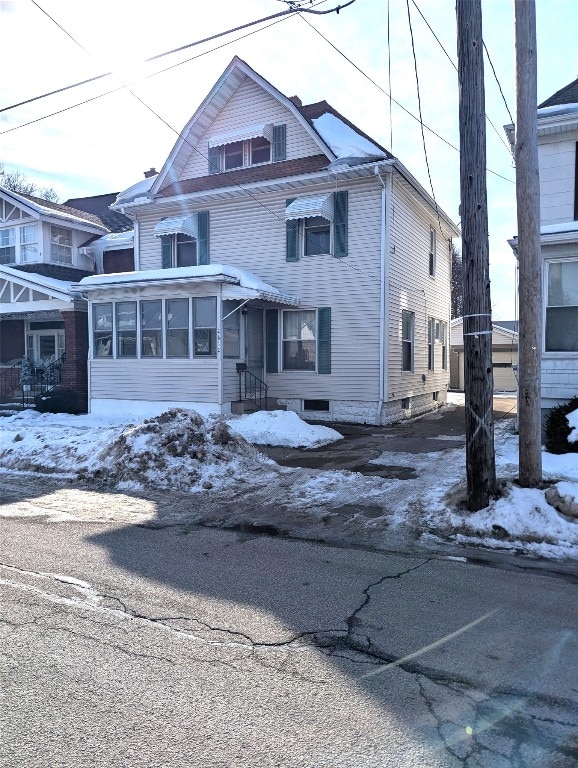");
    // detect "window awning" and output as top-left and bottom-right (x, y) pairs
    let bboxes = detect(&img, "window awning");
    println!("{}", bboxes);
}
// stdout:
(285, 194), (334, 222)
(154, 215), (197, 238)
(208, 123), (274, 148)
